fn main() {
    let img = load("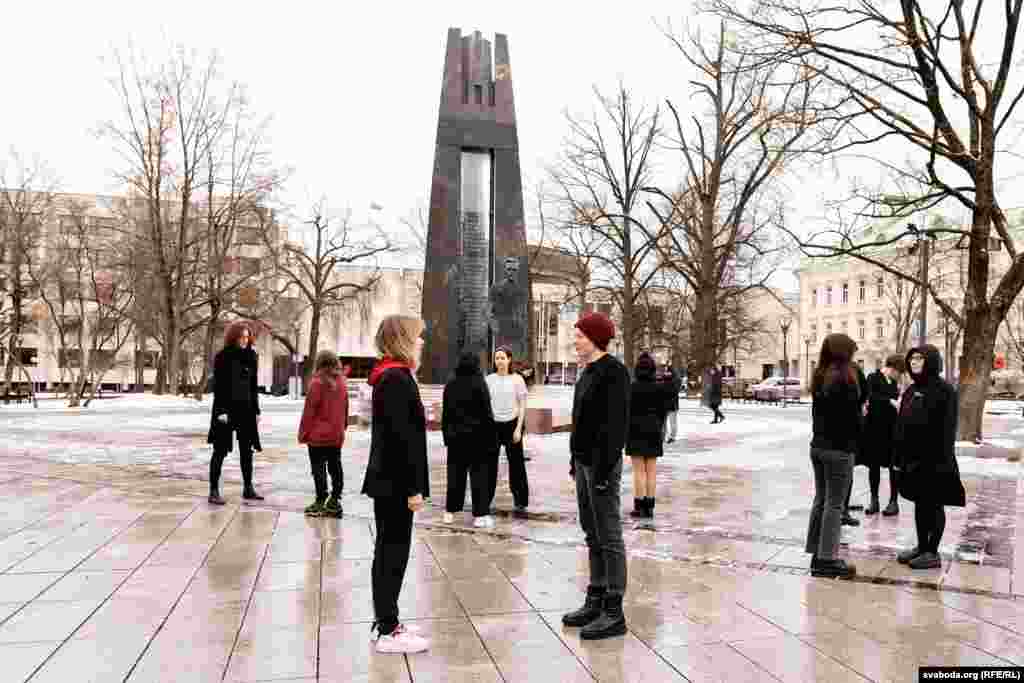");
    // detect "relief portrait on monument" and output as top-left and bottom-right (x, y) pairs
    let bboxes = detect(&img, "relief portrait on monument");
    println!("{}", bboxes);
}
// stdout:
(488, 255), (527, 352)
